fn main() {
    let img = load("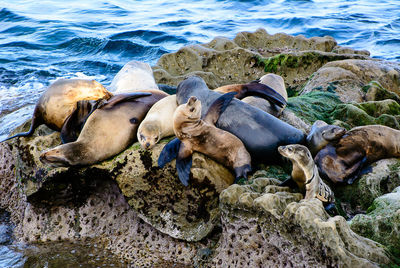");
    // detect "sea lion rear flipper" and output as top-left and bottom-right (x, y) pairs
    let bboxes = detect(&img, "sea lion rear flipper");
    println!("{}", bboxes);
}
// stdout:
(98, 92), (152, 109)
(1, 106), (43, 142)
(158, 138), (181, 168)
(61, 100), (98, 143)
(203, 92), (236, 124)
(235, 82), (287, 108)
